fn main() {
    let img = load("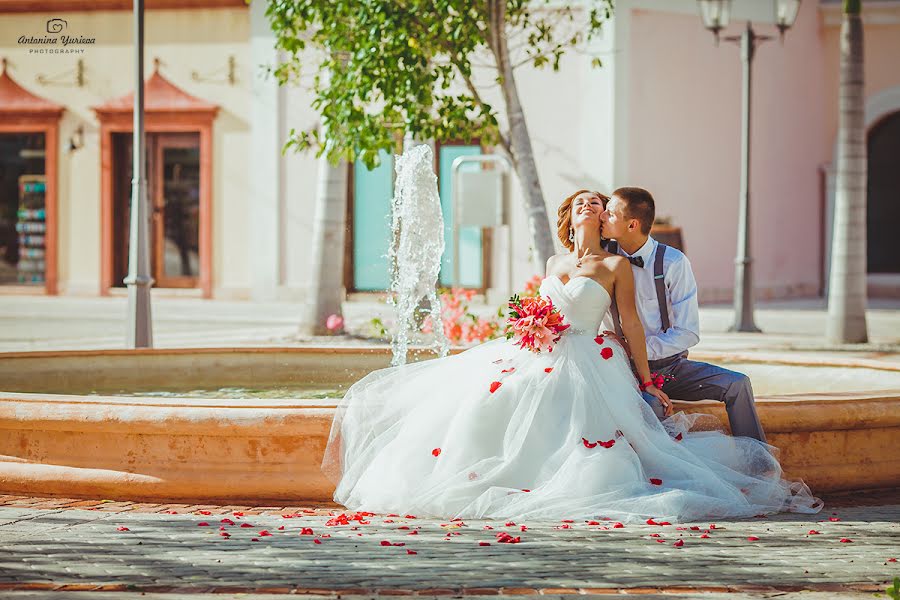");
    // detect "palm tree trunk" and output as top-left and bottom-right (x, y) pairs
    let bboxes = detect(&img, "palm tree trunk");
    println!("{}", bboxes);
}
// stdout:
(299, 153), (349, 335)
(827, 0), (868, 344)
(487, 0), (556, 269)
